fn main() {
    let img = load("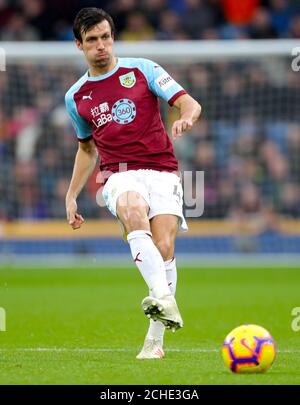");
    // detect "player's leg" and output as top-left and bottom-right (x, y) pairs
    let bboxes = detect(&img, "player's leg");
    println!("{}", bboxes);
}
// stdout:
(148, 214), (179, 337)
(151, 214), (178, 260)
(102, 171), (183, 359)
(136, 170), (186, 359)
(140, 171), (185, 331)
(102, 172), (172, 300)
(152, 215), (178, 329)
(116, 191), (172, 300)
(137, 215), (179, 359)
(152, 213), (178, 297)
